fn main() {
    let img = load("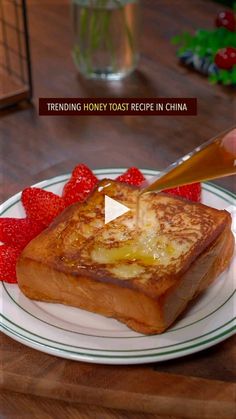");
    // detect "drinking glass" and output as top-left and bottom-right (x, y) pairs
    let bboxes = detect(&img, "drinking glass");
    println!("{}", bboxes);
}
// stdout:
(72, 0), (139, 80)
